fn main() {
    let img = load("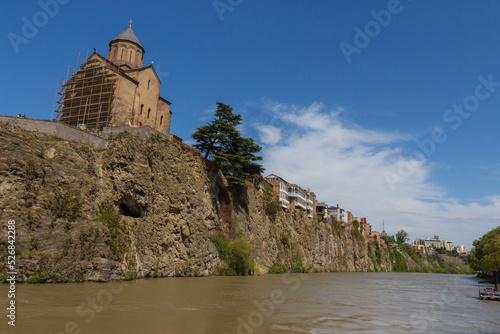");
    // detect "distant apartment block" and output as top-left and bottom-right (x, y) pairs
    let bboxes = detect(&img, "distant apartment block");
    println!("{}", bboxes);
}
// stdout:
(454, 245), (467, 257)
(424, 235), (453, 252)
(411, 239), (428, 255)
(264, 174), (316, 218)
